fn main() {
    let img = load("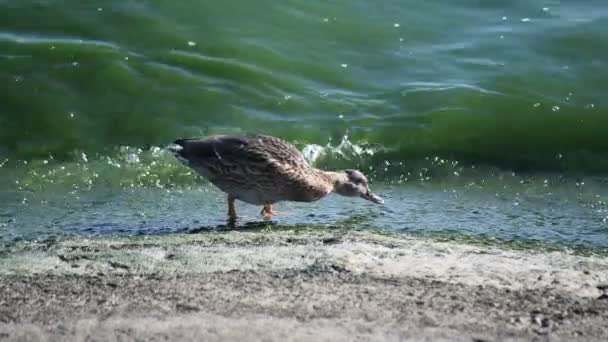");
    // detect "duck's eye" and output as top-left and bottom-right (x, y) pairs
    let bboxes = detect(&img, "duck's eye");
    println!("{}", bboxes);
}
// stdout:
(355, 176), (367, 185)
